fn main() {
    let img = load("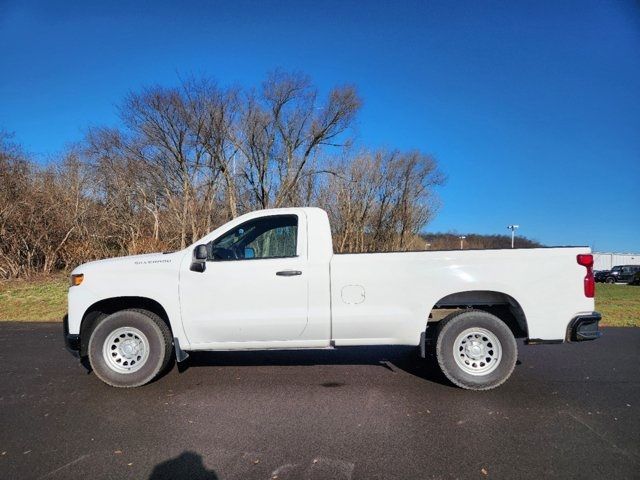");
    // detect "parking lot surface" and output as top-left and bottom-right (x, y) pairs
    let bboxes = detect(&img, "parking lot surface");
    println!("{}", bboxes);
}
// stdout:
(0, 323), (638, 479)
